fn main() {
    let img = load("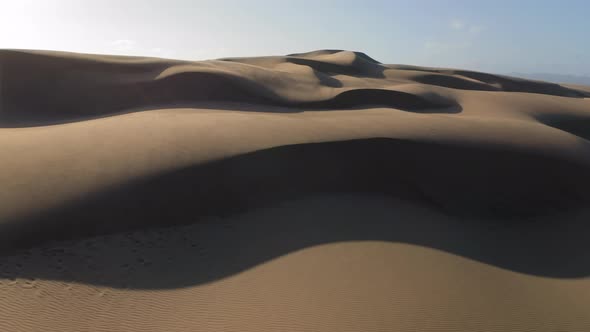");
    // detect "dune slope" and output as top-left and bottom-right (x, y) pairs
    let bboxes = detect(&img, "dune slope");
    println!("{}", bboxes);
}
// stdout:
(1, 49), (590, 331)
(2, 195), (590, 332)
